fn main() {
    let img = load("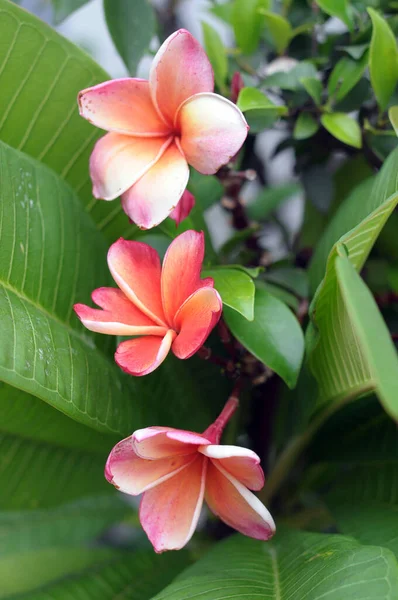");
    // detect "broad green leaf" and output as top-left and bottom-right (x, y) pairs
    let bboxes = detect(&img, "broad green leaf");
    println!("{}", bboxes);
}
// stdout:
(328, 53), (369, 103)
(301, 76), (323, 105)
(262, 61), (318, 91)
(246, 182), (302, 220)
(152, 529), (398, 600)
(261, 10), (292, 55)
(294, 112), (319, 140)
(368, 8), (398, 112)
(389, 105), (398, 135)
(321, 113), (362, 148)
(224, 288), (304, 388)
(264, 267), (309, 298)
(237, 87), (287, 132)
(104, 0), (155, 76)
(20, 551), (190, 600)
(202, 268), (255, 321)
(202, 22), (227, 92)
(232, 0), (270, 54)
(309, 146), (398, 292)
(315, 0), (353, 30)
